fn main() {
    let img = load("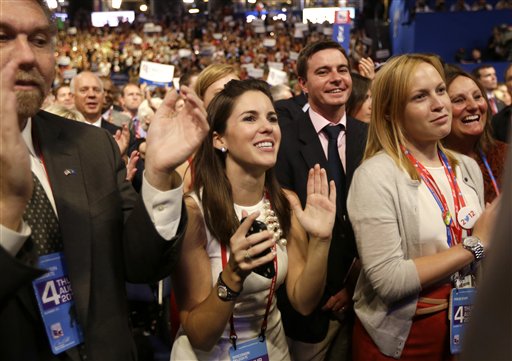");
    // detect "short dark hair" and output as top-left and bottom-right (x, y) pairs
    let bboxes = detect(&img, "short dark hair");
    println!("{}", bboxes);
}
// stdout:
(296, 40), (349, 80)
(471, 64), (494, 80)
